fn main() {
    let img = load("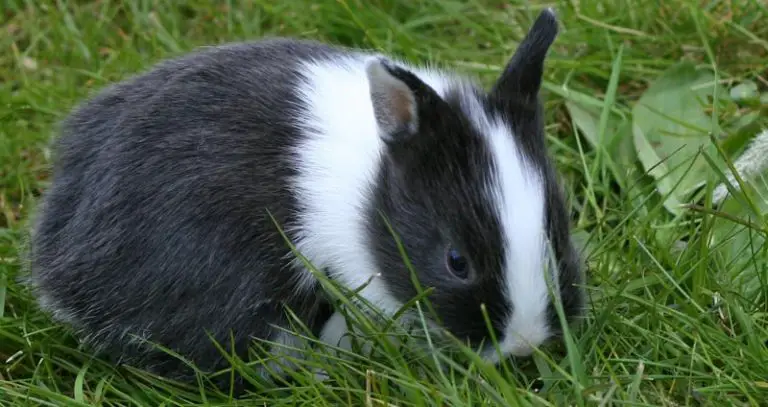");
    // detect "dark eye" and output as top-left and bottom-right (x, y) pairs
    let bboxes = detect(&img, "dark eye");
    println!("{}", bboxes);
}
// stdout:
(445, 246), (469, 279)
